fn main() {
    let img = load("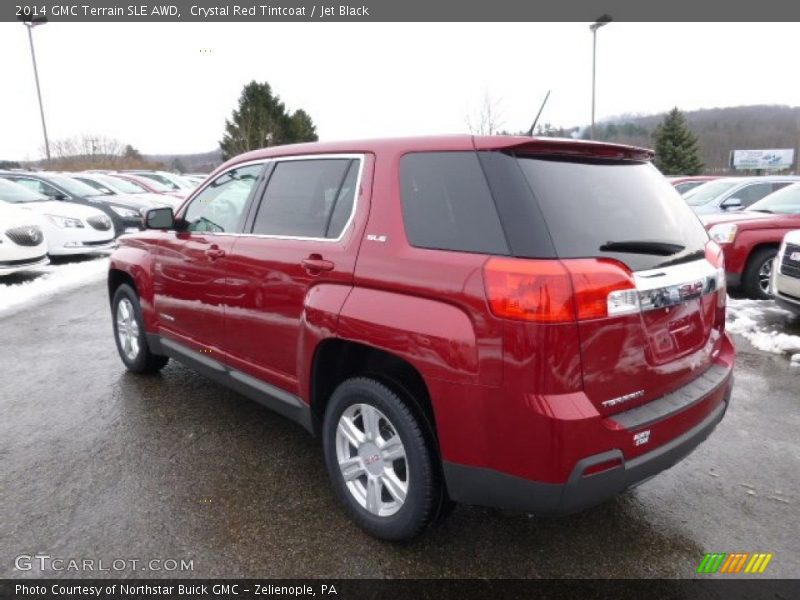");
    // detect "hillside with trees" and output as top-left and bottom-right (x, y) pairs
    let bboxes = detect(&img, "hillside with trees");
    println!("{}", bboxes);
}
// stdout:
(575, 105), (800, 172)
